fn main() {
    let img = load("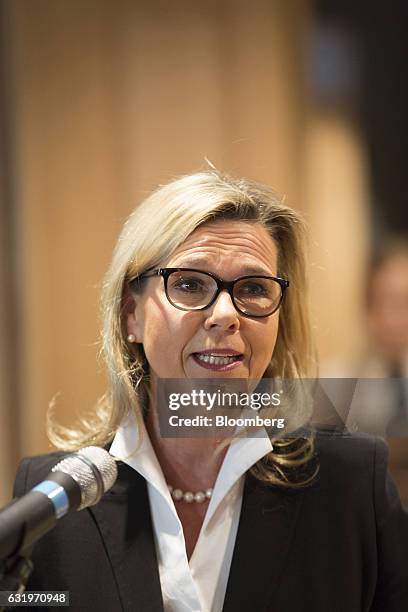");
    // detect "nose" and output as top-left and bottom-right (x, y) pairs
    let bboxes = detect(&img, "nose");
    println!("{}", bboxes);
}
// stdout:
(203, 290), (240, 331)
